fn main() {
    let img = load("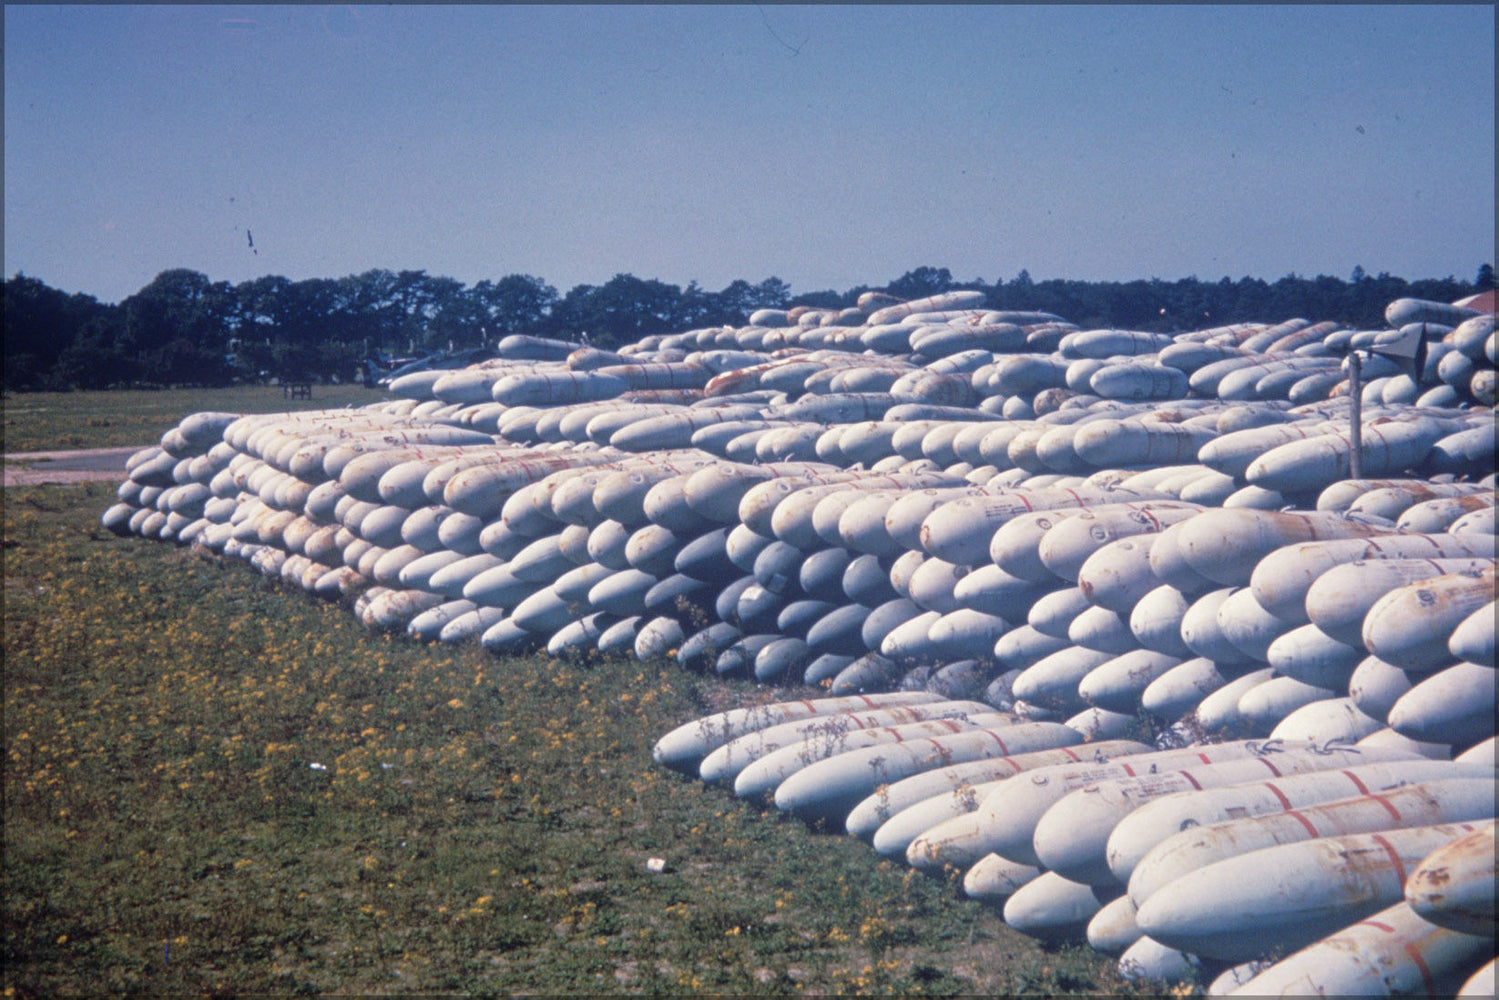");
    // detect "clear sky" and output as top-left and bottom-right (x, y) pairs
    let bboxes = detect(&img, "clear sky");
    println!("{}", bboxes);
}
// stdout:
(4, 3), (1495, 305)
